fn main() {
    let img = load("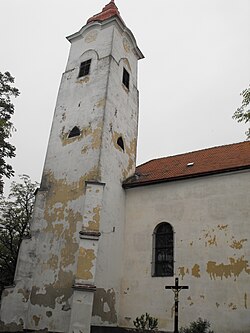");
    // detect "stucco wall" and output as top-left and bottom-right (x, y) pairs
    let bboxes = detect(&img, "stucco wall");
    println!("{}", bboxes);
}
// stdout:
(0, 17), (143, 333)
(120, 170), (250, 333)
